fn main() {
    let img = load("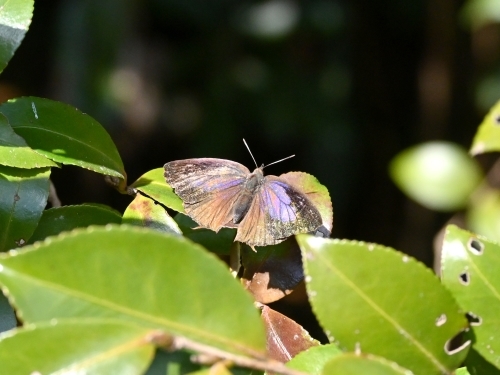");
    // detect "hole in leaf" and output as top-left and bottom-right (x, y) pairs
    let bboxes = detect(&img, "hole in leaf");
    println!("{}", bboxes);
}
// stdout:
(444, 330), (471, 356)
(435, 314), (447, 327)
(467, 238), (484, 255)
(495, 114), (500, 125)
(466, 312), (482, 326)
(459, 271), (470, 285)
